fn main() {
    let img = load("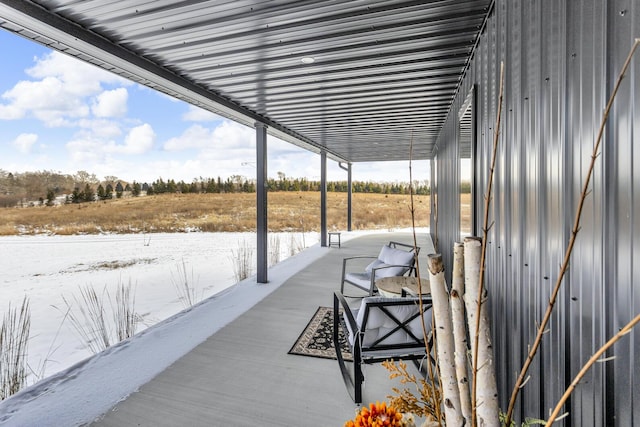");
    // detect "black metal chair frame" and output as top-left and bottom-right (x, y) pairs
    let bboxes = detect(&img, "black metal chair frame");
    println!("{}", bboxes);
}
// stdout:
(333, 291), (433, 404)
(340, 241), (420, 297)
